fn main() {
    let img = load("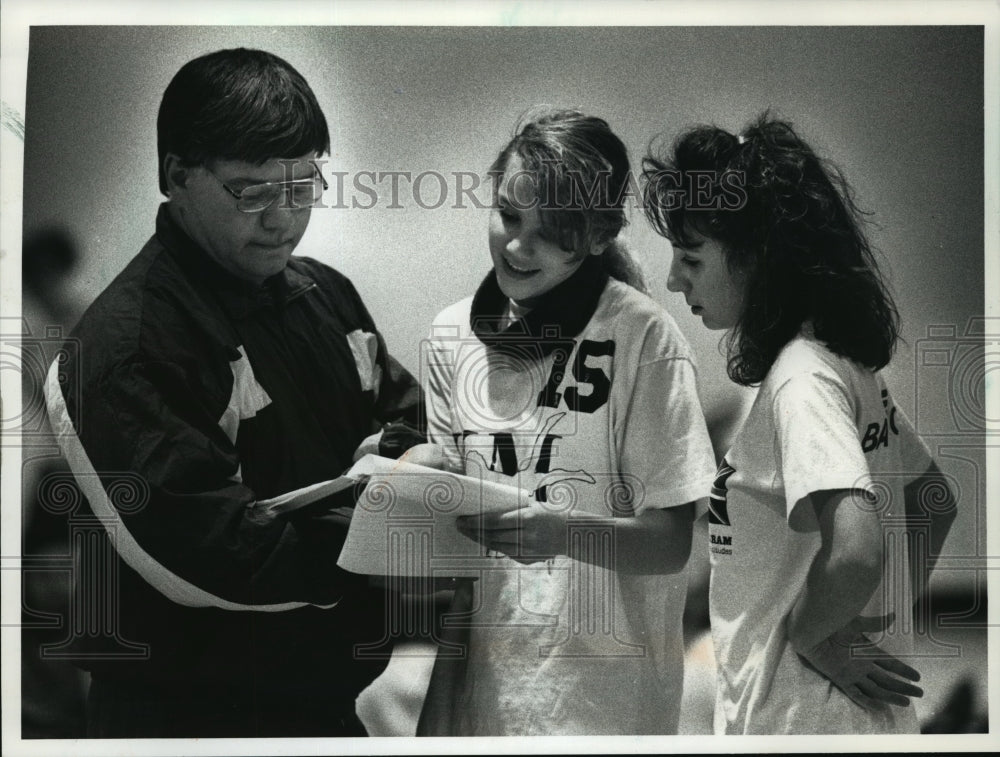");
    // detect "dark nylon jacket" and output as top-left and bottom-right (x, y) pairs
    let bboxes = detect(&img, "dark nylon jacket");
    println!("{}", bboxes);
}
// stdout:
(48, 205), (421, 695)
